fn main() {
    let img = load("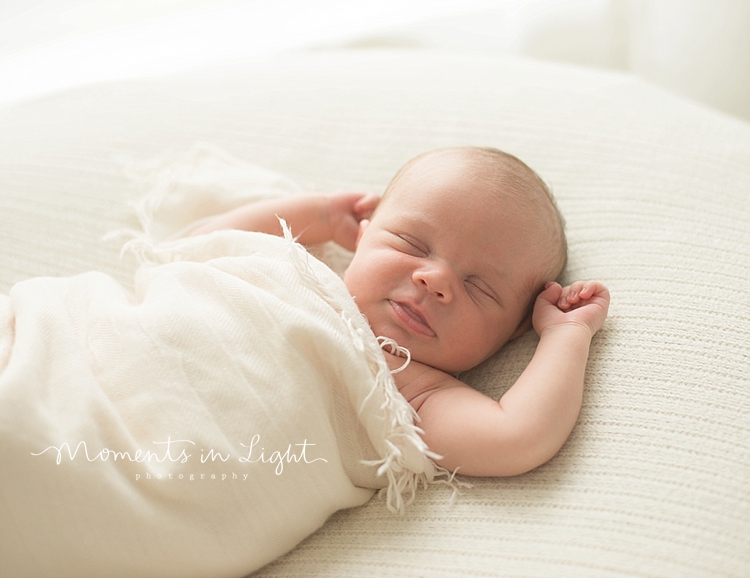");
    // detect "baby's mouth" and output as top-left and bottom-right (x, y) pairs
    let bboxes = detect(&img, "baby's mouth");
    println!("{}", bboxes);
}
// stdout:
(388, 300), (436, 337)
